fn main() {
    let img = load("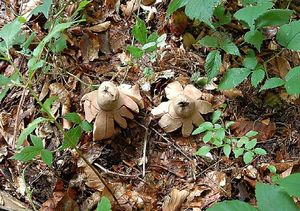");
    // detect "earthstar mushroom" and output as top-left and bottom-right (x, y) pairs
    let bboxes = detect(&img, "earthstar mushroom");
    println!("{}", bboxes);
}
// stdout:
(151, 81), (213, 137)
(81, 81), (142, 141)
